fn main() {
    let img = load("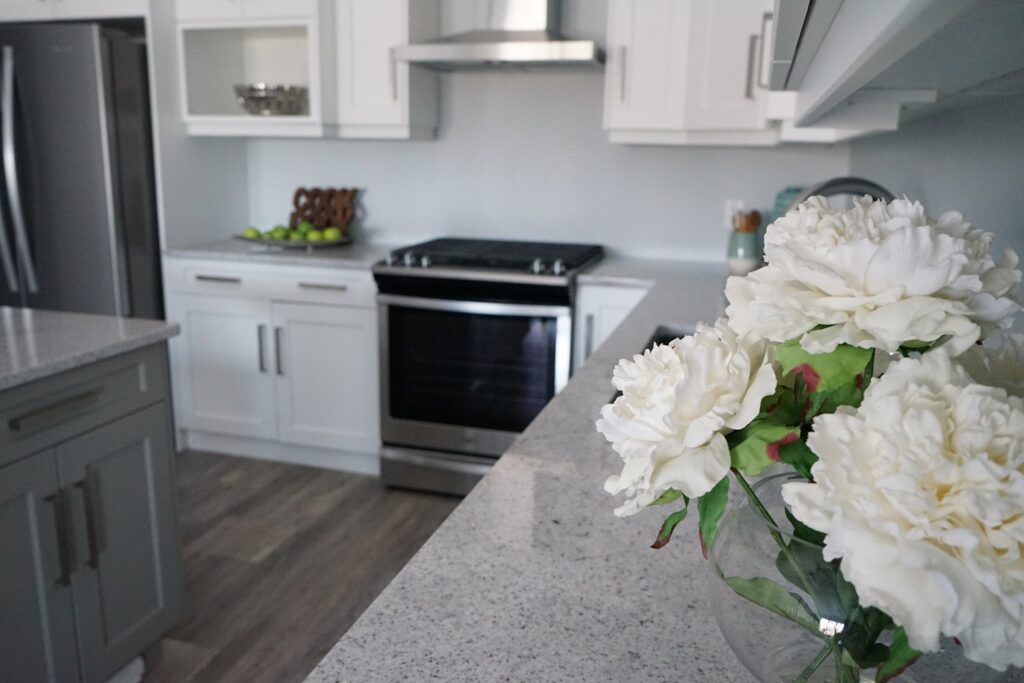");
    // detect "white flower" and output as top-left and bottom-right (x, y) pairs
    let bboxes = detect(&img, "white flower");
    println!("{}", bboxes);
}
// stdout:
(725, 196), (1021, 356)
(597, 318), (777, 516)
(782, 351), (1024, 670)
(959, 332), (1024, 398)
